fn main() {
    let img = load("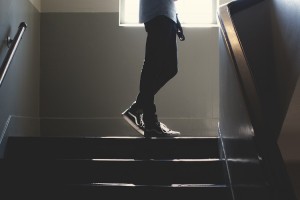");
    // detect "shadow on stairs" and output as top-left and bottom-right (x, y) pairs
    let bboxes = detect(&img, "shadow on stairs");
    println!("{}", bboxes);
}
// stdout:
(0, 136), (232, 199)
